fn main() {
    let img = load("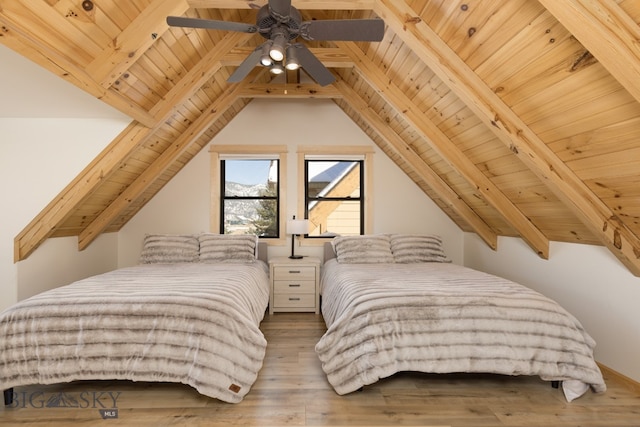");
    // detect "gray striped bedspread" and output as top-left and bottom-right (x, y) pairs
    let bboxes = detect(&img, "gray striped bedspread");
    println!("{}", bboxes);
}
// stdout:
(0, 262), (270, 403)
(315, 260), (606, 401)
